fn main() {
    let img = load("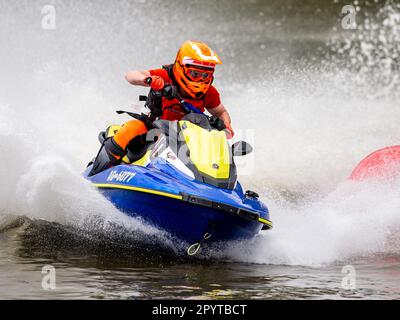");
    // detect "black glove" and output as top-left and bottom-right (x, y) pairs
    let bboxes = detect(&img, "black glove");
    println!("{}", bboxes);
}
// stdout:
(209, 116), (226, 131)
(162, 84), (178, 100)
